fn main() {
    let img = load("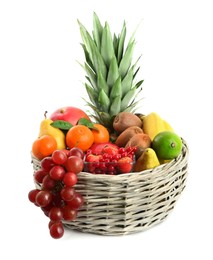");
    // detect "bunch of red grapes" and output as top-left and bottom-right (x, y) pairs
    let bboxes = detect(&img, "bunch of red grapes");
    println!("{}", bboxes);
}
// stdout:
(28, 147), (85, 239)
